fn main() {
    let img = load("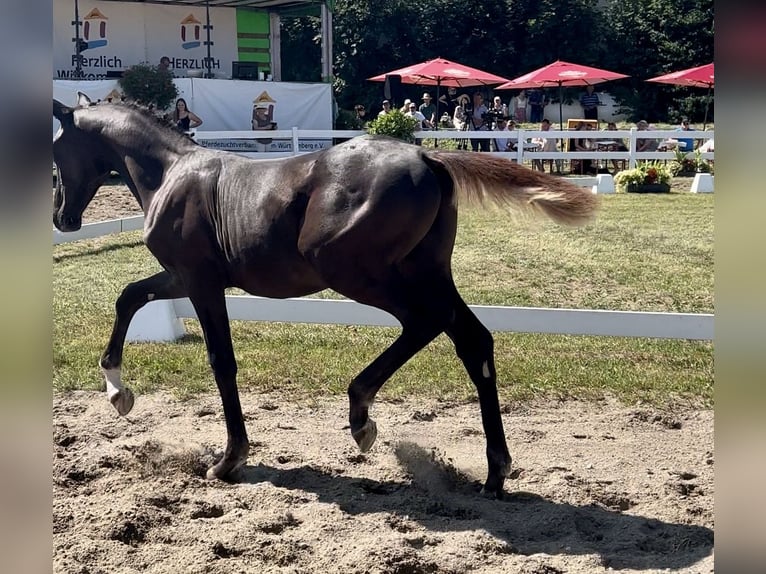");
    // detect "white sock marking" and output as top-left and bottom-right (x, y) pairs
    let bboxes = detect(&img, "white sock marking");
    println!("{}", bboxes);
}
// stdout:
(482, 361), (490, 378)
(102, 367), (124, 401)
